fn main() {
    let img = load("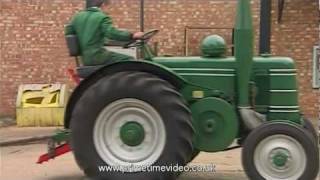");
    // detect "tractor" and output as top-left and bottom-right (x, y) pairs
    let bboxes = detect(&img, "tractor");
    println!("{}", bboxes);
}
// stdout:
(37, 0), (319, 179)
